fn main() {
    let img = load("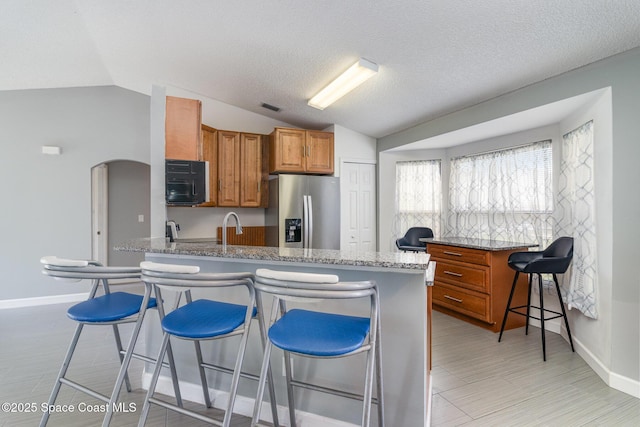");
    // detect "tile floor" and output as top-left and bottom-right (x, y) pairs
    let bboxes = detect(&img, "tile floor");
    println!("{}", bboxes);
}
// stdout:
(0, 301), (638, 426)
